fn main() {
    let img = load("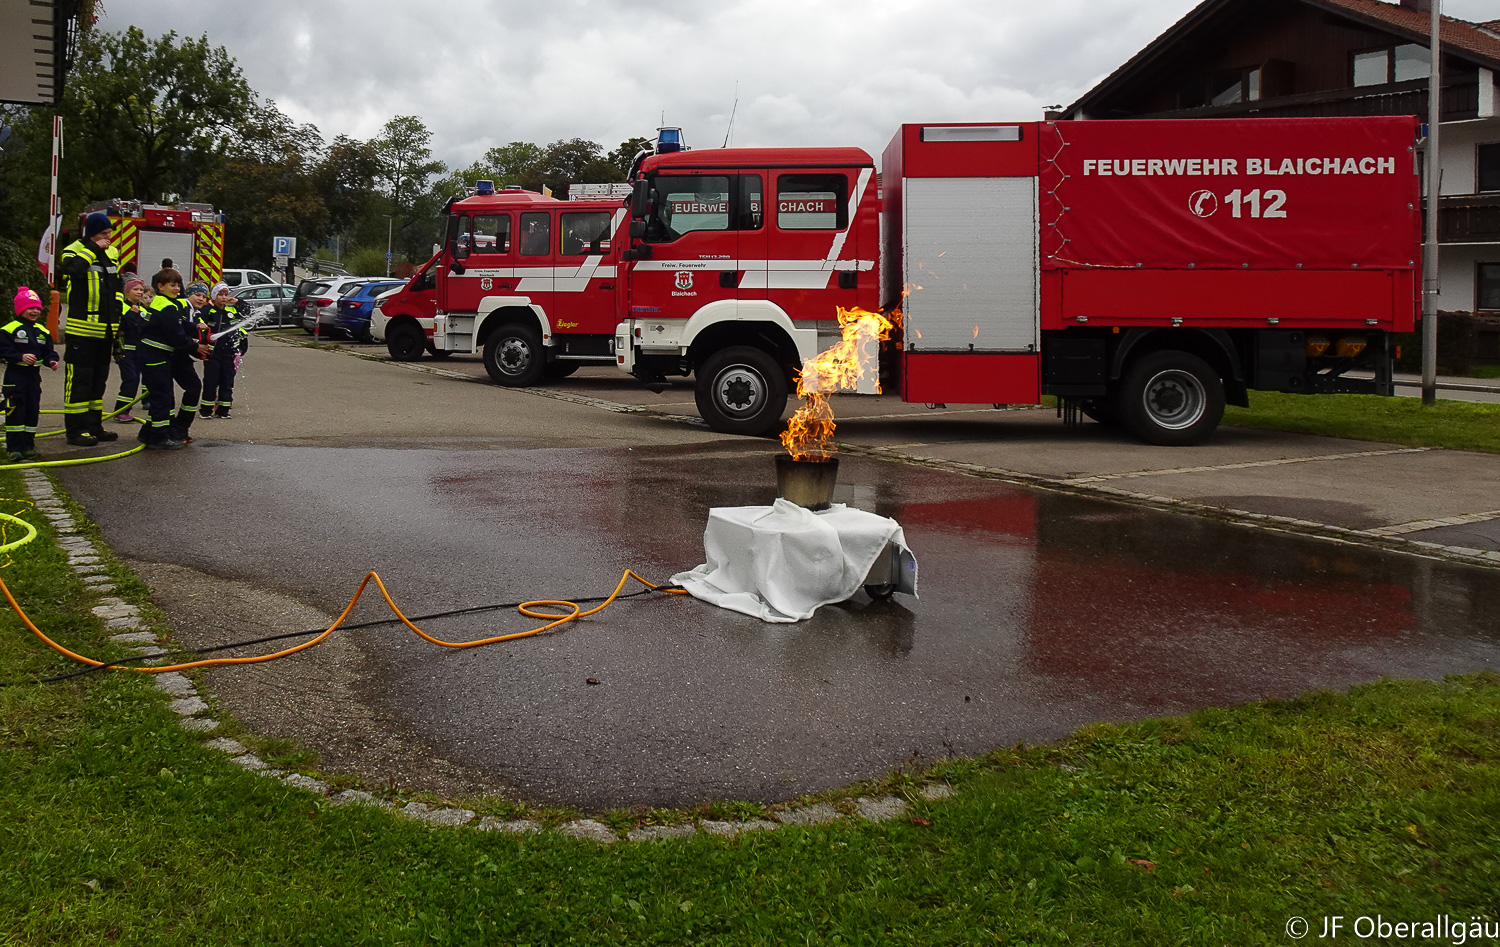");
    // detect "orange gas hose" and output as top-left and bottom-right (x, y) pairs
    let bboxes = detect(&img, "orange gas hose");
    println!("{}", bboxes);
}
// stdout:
(0, 566), (686, 676)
